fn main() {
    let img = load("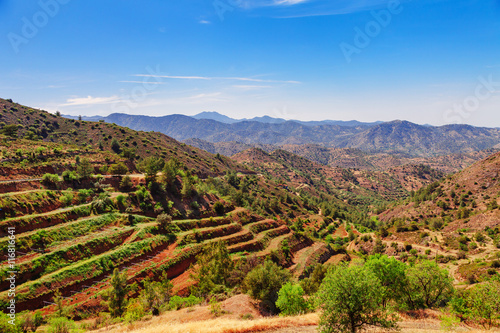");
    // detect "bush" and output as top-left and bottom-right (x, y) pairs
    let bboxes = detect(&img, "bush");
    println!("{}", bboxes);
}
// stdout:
(243, 260), (291, 313)
(120, 175), (134, 192)
(213, 201), (225, 216)
(276, 282), (310, 315)
(168, 295), (202, 310)
(46, 317), (76, 333)
(300, 264), (328, 295)
(109, 162), (128, 175)
(42, 173), (61, 186)
(157, 213), (178, 234)
(62, 170), (78, 182)
(0, 312), (21, 333)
